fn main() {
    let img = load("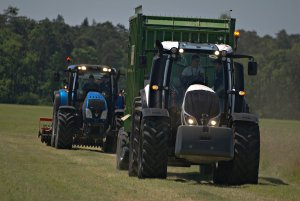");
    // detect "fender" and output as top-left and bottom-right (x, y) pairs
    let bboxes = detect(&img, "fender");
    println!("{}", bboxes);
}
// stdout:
(141, 108), (169, 118)
(139, 88), (148, 108)
(231, 113), (259, 124)
(58, 106), (76, 113)
(53, 89), (68, 111)
(56, 89), (68, 106)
